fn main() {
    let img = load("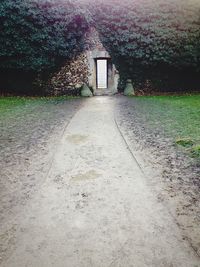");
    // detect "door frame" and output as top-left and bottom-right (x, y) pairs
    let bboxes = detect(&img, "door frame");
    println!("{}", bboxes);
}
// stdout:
(95, 58), (109, 89)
